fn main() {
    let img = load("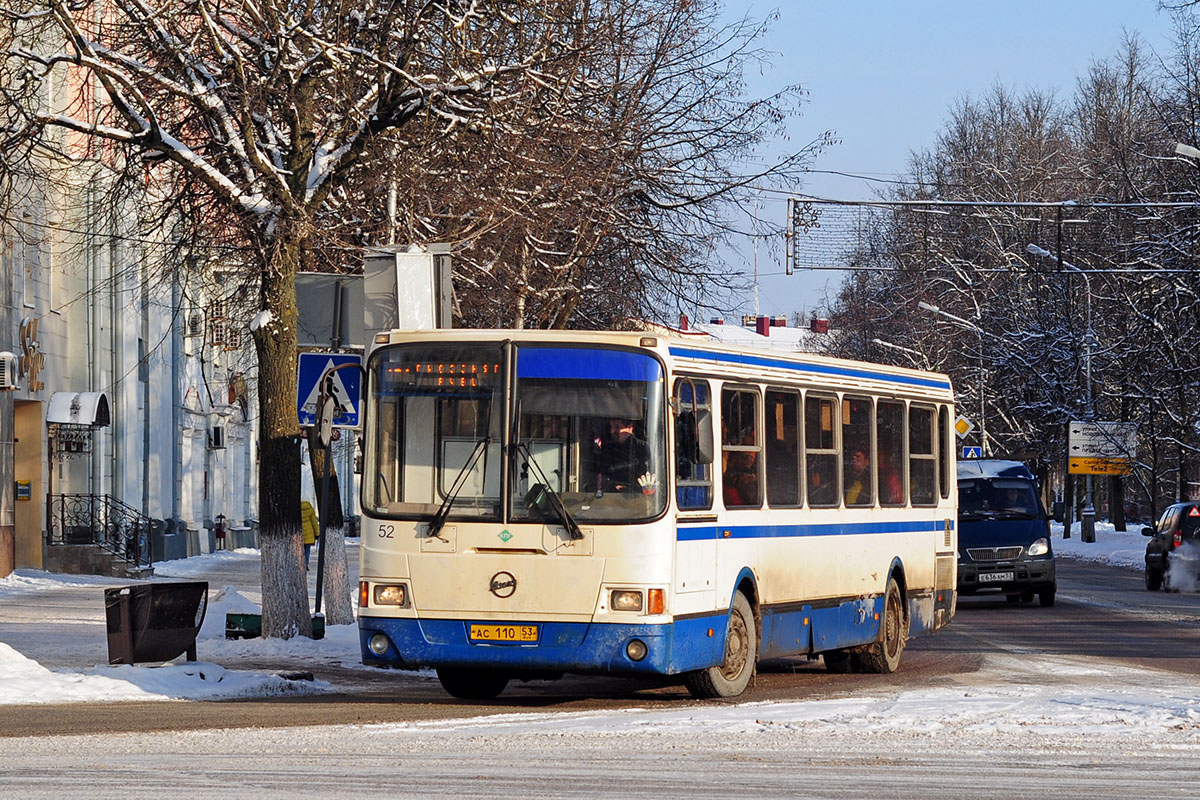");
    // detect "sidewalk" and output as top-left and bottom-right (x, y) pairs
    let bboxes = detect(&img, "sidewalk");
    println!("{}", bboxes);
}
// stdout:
(0, 541), (388, 704)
